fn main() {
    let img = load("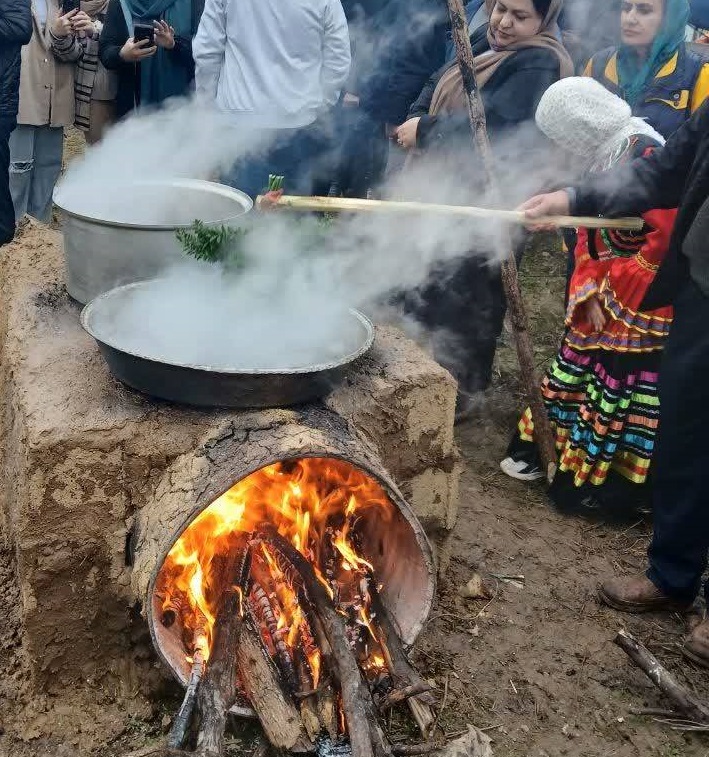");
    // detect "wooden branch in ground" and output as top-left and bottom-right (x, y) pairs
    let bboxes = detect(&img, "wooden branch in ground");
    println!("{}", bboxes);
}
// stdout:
(122, 747), (191, 757)
(614, 630), (709, 725)
(236, 605), (313, 751)
(369, 584), (436, 735)
(259, 527), (391, 757)
(446, 0), (557, 481)
(391, 742), (444, 756)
